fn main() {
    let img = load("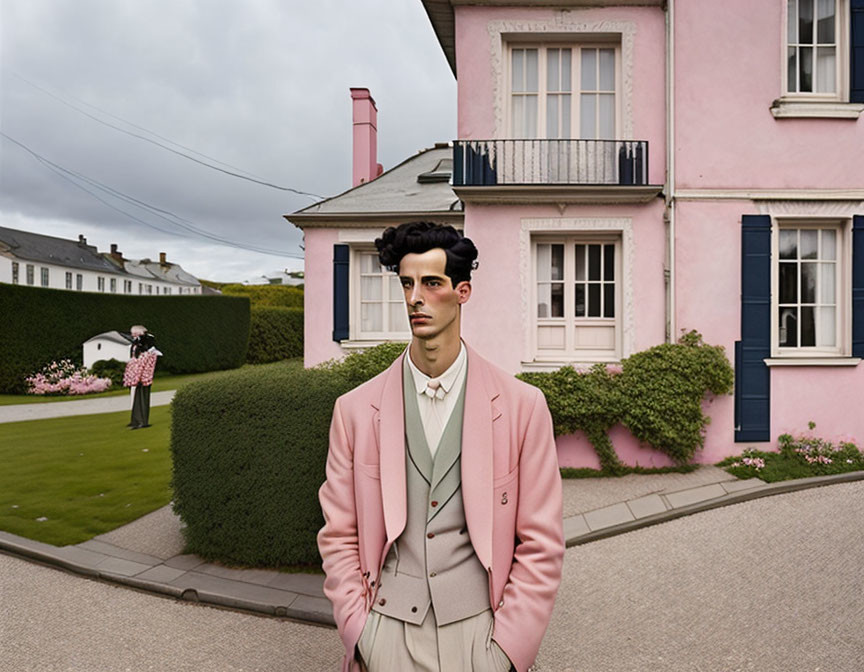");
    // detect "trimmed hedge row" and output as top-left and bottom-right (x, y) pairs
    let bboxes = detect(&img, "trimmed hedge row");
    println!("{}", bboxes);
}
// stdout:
(221, 284), (304, 308)
(246, 307), (304, 364)
(170, 343), (404, 568)
(0, 284), (250, 394)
